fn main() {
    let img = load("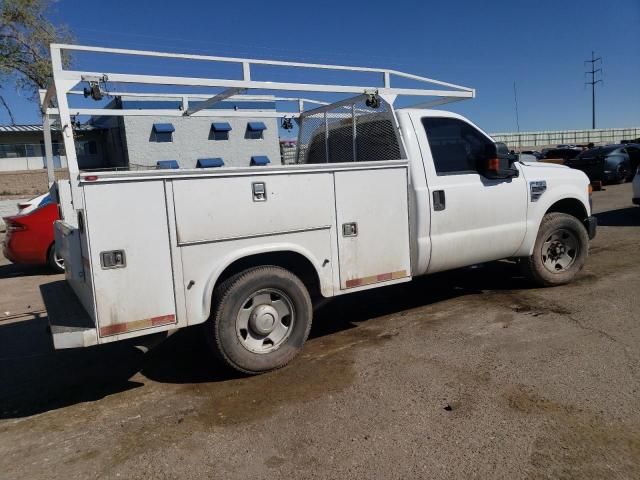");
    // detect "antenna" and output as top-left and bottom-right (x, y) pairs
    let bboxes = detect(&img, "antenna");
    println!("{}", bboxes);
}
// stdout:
(584, 51), (603, 129)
